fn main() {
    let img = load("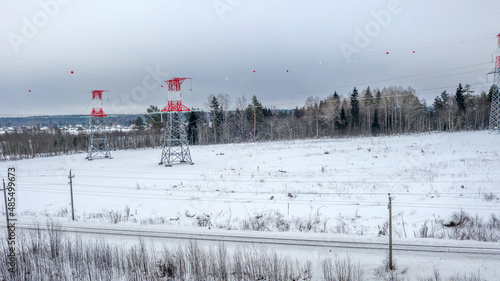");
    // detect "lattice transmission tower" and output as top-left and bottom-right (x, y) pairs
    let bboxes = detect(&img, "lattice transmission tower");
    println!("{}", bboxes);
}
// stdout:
(489, 33), (500, 133)
(86, 90), (112, 160)
(159, 78), (193, 167)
